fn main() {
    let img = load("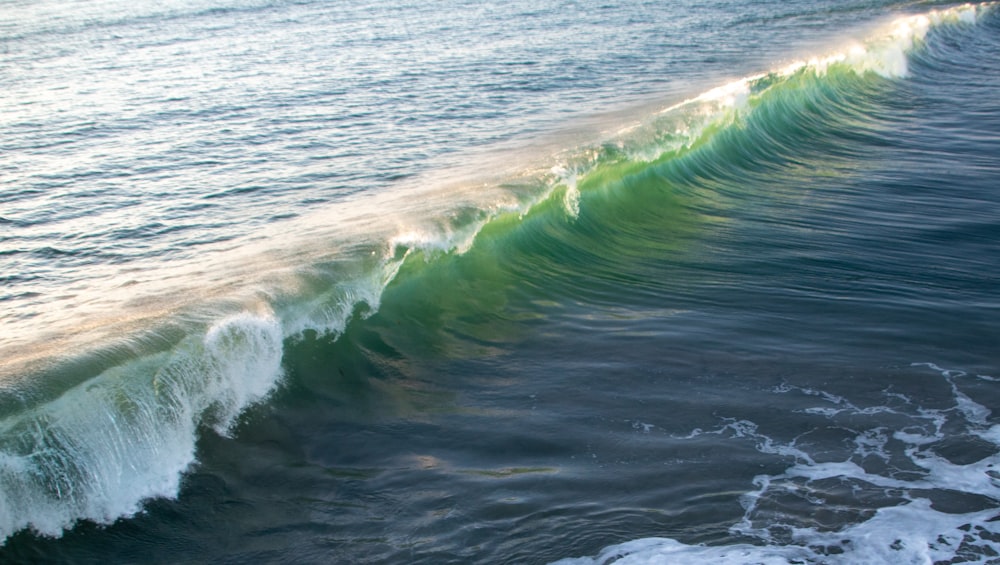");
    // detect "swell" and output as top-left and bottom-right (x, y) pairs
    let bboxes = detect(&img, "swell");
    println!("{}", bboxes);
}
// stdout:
(0, 2), (994, 544)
